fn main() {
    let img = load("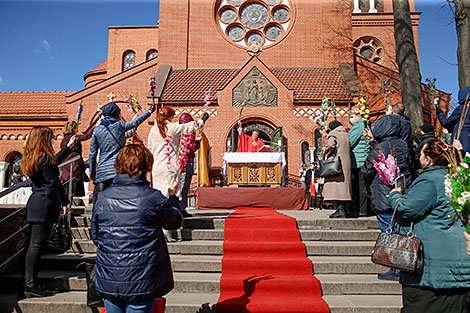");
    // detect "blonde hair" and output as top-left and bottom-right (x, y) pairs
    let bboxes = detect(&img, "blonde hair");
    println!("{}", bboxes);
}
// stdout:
(21, 126), (56, 177)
